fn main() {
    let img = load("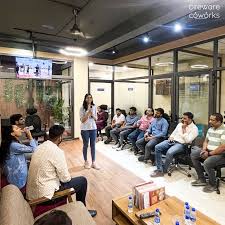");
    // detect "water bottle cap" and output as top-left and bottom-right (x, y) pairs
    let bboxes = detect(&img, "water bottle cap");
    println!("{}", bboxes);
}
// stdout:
(185, 202), (188, 205)
(185, 215), (190, 219)
(192, 207), (196, 211)
(129, 195), (132, 199)
(155, 208), (160, 212)
(175, 221), (180, 225)
(186, 205), (190, 209)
